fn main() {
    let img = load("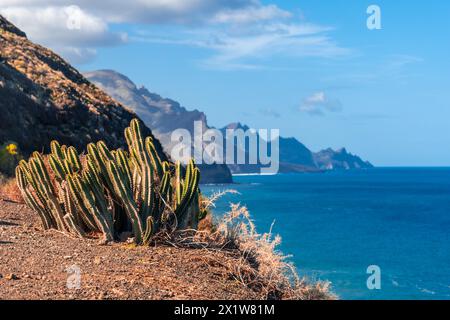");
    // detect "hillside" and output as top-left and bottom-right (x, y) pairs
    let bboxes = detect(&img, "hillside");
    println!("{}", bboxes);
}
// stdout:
(85, 70), (372, 176)
(314, 148), (373, 170)
(222, 123), (373, 174)
(220, 122), (319, 174)
(0, 199), (261, 299)
(0, 16), (165, 160)
(0, 195), (333, 300)
(84, 70), (232, 184)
